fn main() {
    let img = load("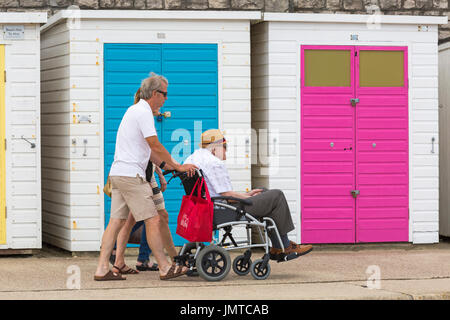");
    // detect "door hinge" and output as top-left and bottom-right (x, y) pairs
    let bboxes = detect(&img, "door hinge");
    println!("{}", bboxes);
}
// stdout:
(4, 138), (6, 150)
(351, 98), (360, 107)
(3, 71), (6, 82)
(351, 190), (360, 198)
(5, 206), (7, 219)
